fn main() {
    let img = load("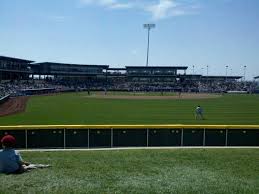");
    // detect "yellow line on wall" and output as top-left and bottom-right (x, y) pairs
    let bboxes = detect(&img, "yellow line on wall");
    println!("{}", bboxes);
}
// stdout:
(0, 125), (259, 130)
